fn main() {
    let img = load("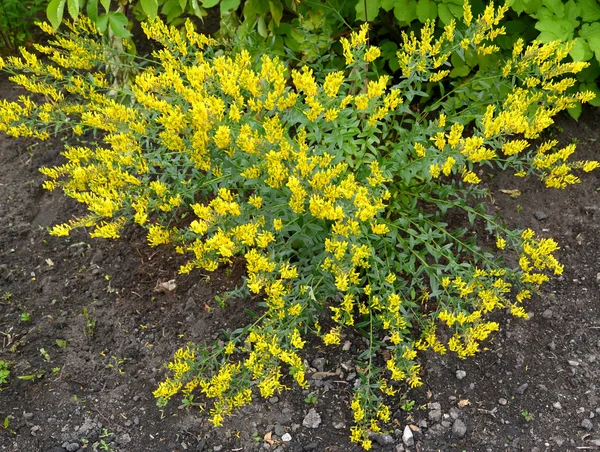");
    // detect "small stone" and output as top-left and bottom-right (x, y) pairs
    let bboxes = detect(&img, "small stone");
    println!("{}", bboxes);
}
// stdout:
(281, 433), (292, 442)
(302, 409), (321, 429)
(498, 398), (508, 406)
(429, 410), (442, 422)
(370, 433), (394, 446)
(23, 412), (34, 420)
(133, 416), (140, 425)
(553, 402), (562, 409)
(303, 443), (318, 451)
(568, 360), (580, 367)
(333, 422), (344, 429)
(548, 341), (556, 351)
(581, 419), (594, 431)
(213, 446), (223, 452)
(452, 419), (467, 438)
(132, 395), (140, 402)
(542, 309), (553, 319)
(449, 408), (459, 420)
(274, 424), (285, 436)
(516, 383), (529, 395)
(395, 445), (405, 452)
(427, 402), (441, 411)
(456, 370), (467, 380)
(534, 211), (548, 221)
(402, 425), (414, 447)
(418, 419), (428, 429)
(65, 443), (80, 452)
(268, 396), (279, 404)
(311, 358), (325, 372)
